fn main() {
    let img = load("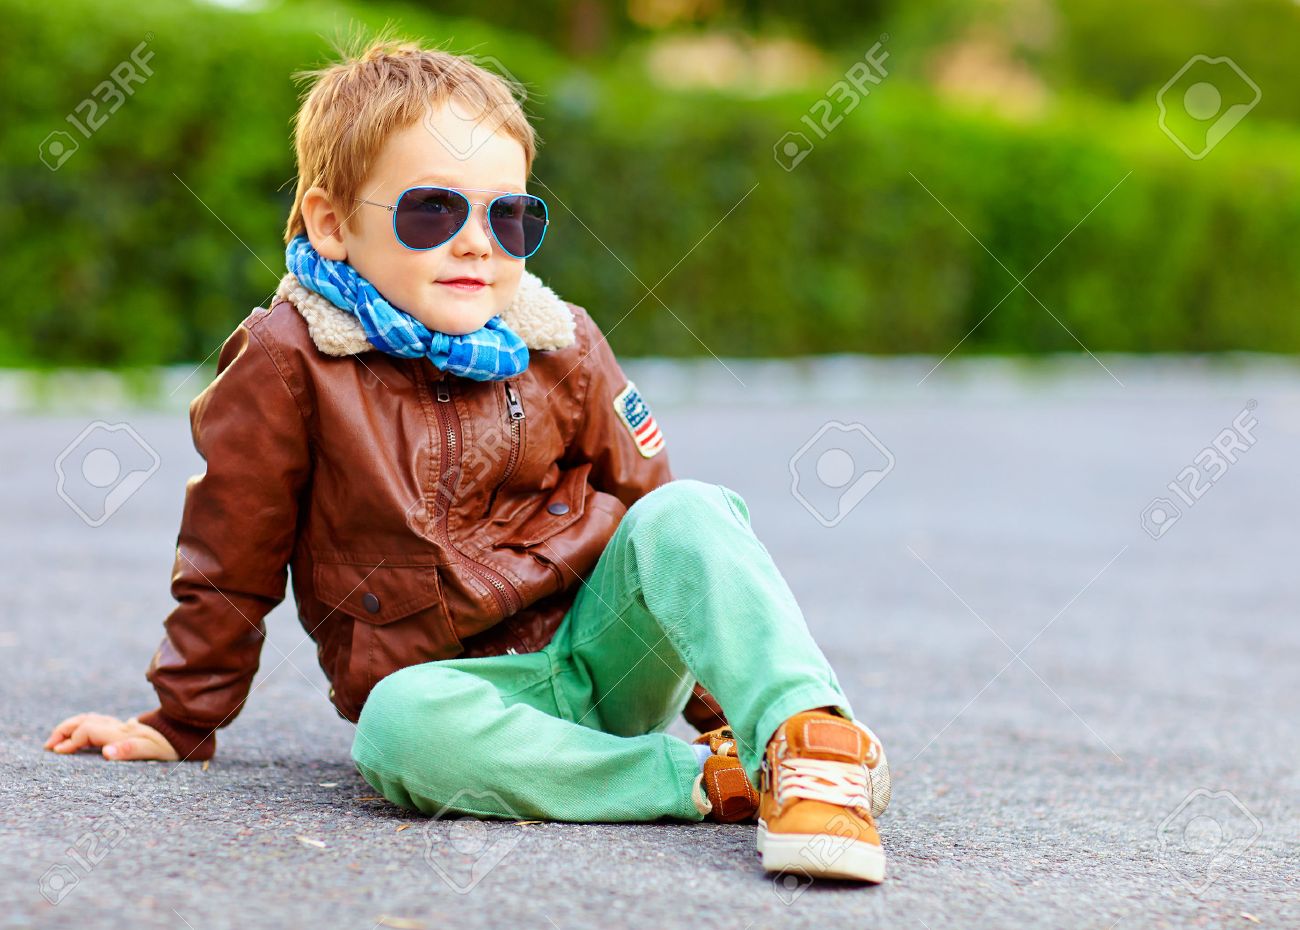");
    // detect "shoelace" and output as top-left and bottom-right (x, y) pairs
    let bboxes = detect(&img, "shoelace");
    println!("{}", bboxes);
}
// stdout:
(775, 757), (873, 813)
